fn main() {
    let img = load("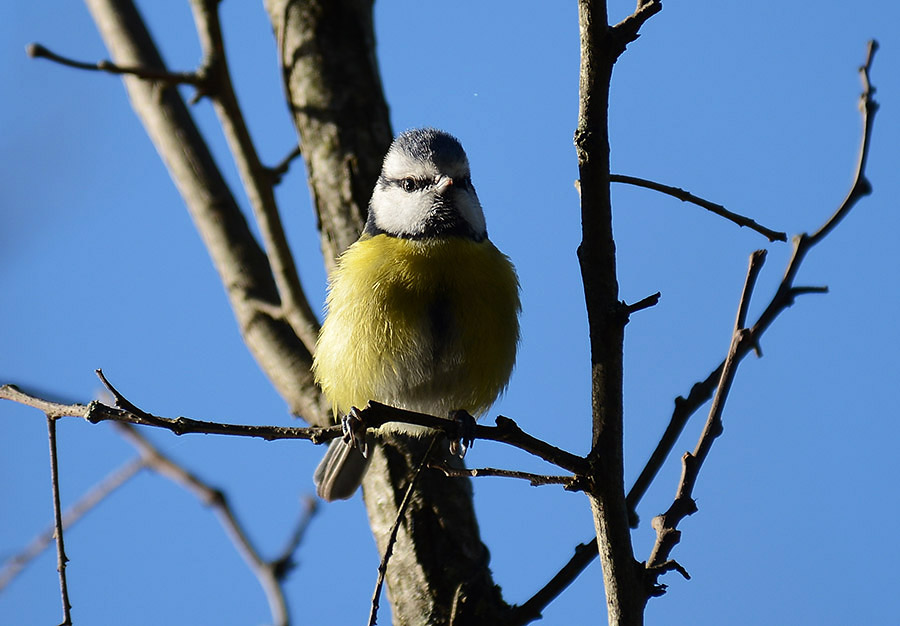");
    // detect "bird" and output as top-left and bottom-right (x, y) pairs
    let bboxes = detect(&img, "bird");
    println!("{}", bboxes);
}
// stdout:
(312, 128), (521, 501)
